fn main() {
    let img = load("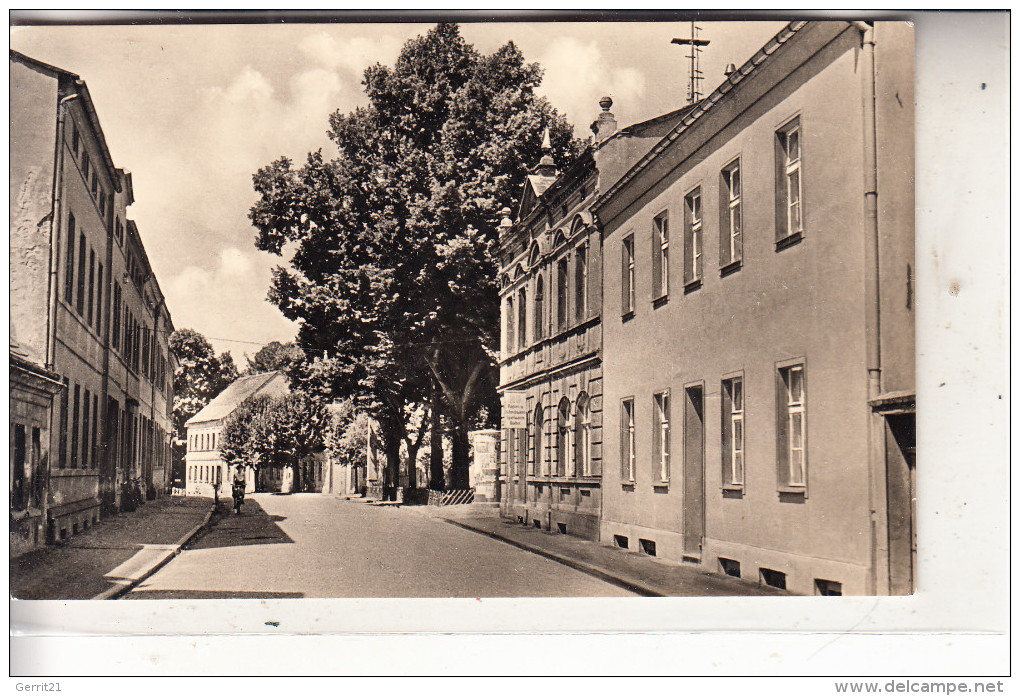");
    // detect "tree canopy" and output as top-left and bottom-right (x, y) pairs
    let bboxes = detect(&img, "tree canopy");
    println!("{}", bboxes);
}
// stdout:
(245, 341), (304, 375)
(250, 23), (582, 489)
(168, 328), (240, 435)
